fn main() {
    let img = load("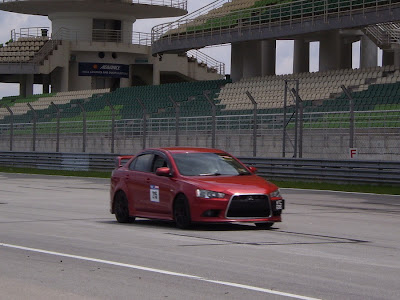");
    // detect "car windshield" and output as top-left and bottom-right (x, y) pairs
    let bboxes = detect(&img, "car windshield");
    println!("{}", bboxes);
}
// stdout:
(172, 152), (251, 176)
